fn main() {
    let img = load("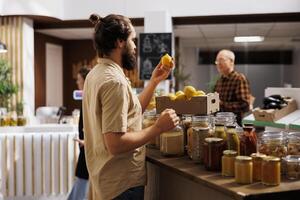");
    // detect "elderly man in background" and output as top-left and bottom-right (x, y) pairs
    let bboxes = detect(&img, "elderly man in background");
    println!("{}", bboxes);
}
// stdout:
(213, 49), (252, 125)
